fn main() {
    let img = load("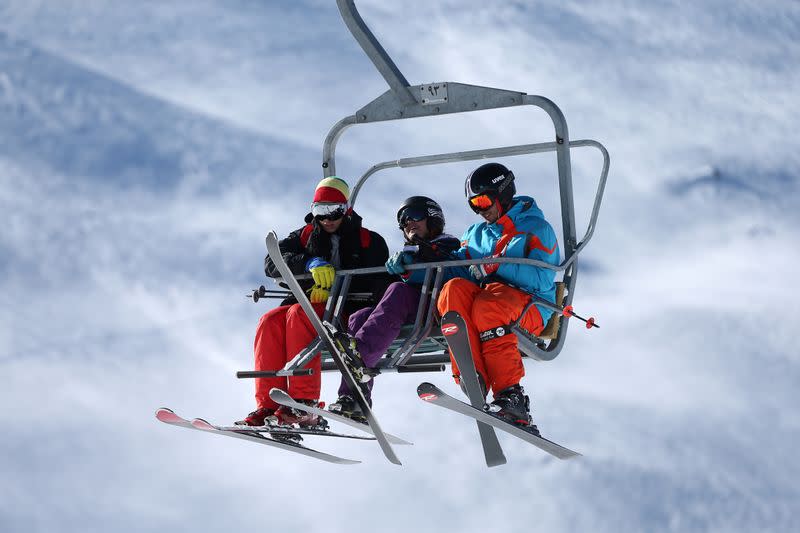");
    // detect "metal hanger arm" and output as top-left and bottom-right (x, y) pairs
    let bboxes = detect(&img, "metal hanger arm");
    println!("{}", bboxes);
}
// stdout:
(336, 0), (416, 106)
